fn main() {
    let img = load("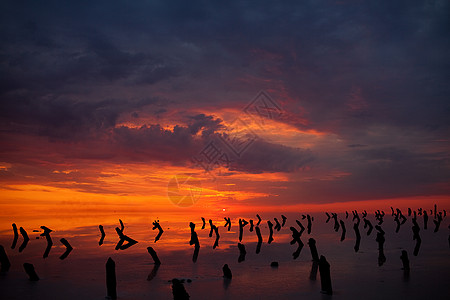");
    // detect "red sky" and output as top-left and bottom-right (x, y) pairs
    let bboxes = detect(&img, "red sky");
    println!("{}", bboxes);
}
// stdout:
(1, 1), (449, 227)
